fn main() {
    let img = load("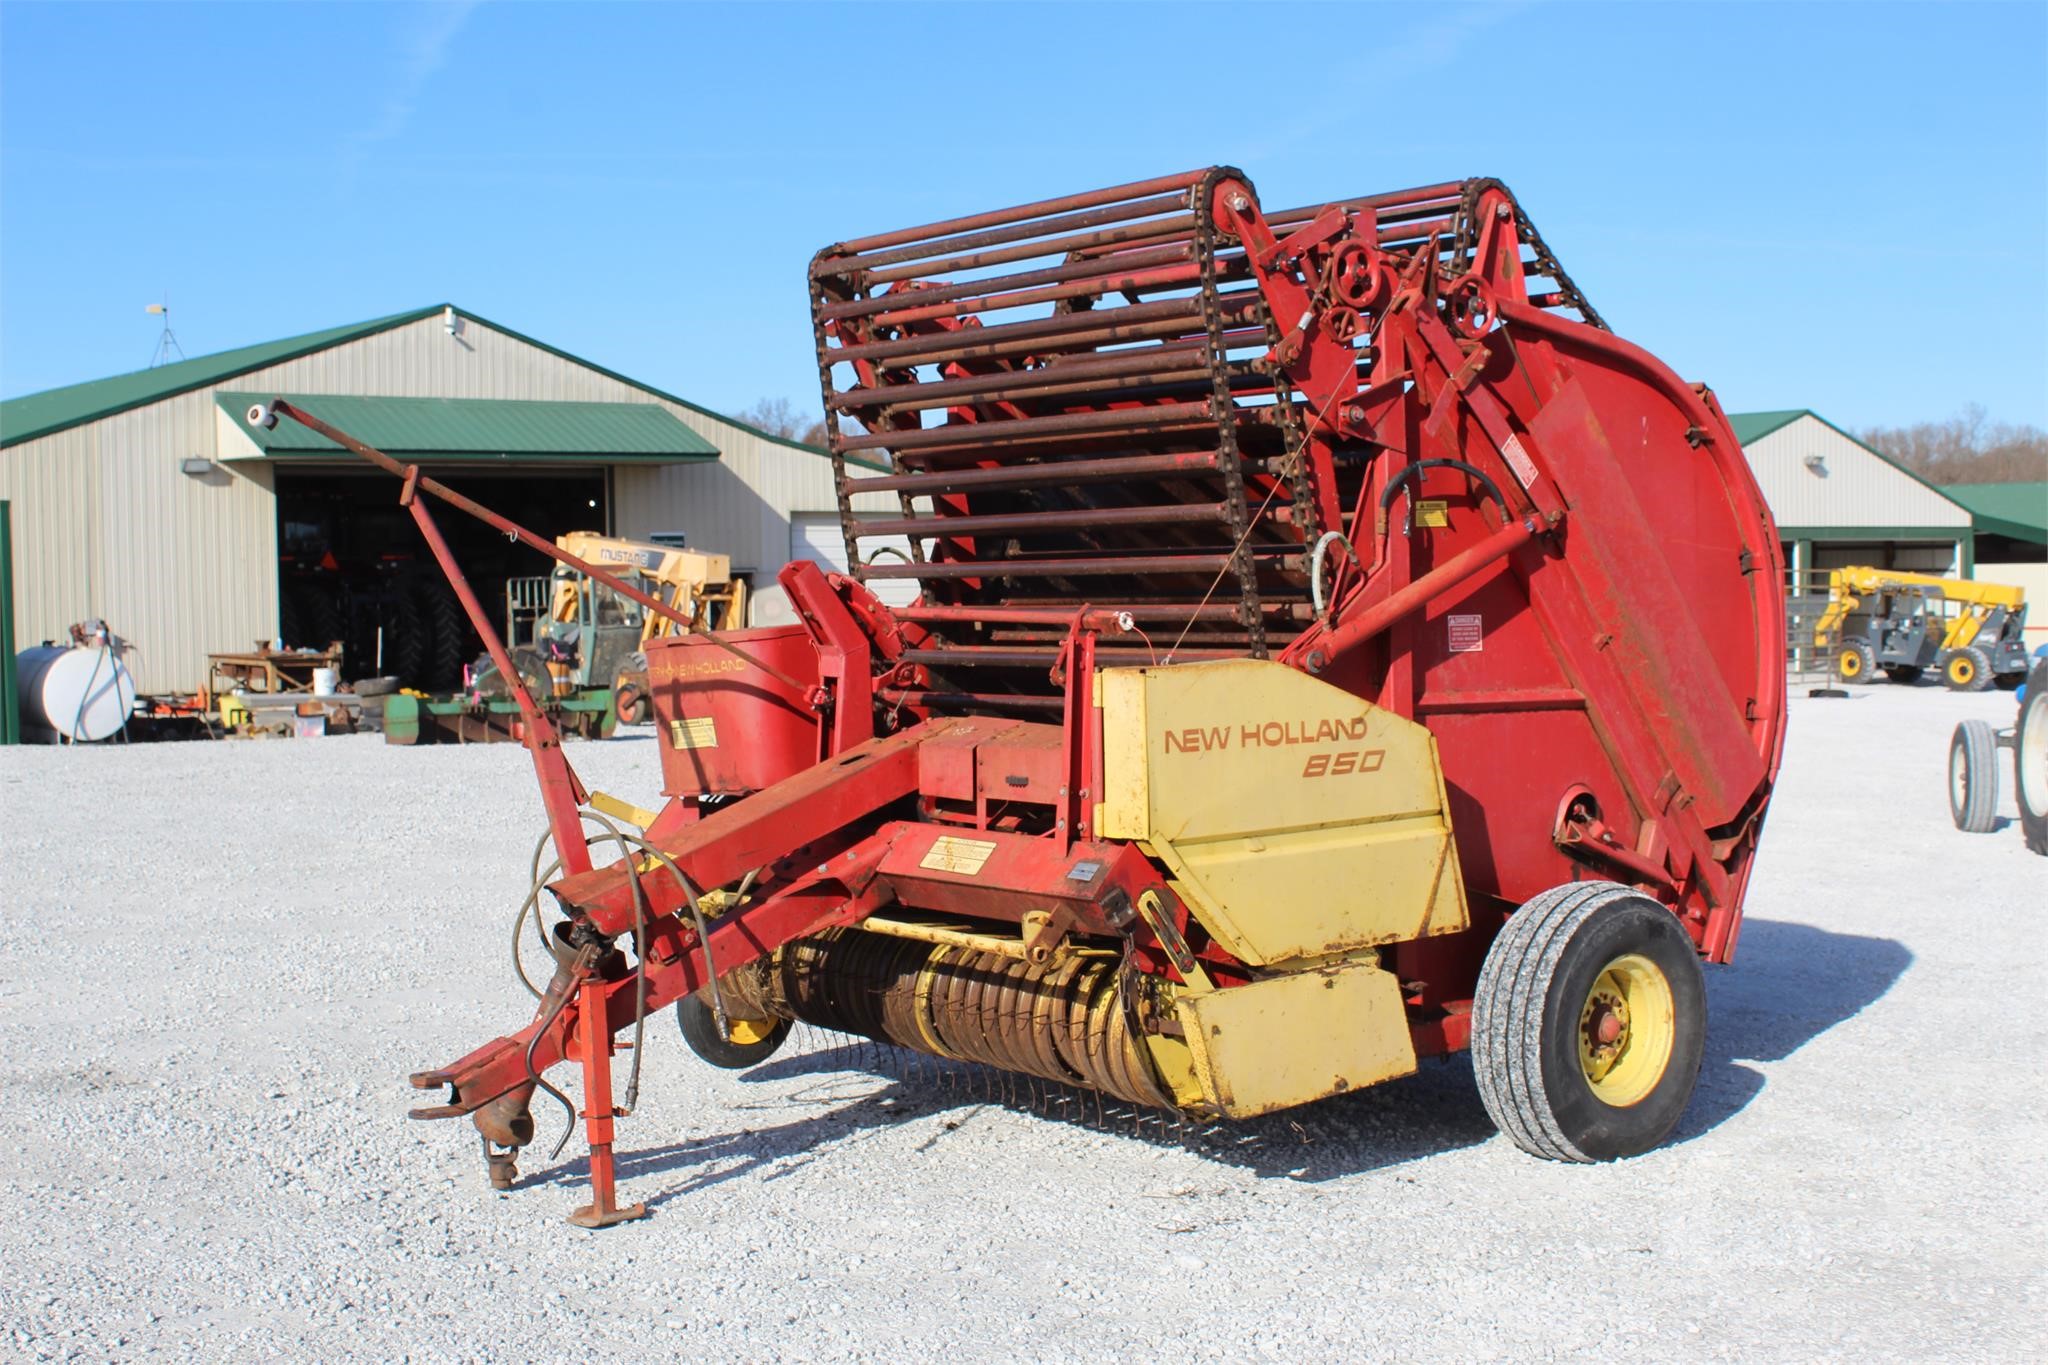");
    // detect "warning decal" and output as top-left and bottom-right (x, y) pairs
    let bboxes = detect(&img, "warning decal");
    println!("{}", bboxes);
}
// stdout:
(1500, 434), (1539, 489)
(1448, 614), (1485, 653)
(919, 836), (998, 876)
(667, 716), (719, 749)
